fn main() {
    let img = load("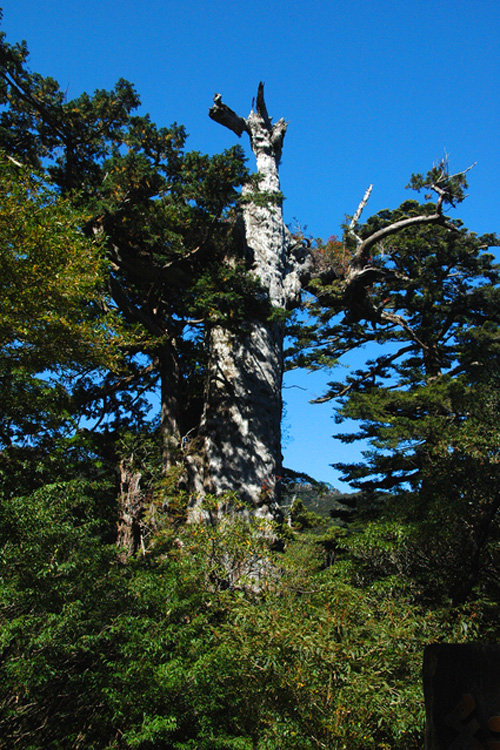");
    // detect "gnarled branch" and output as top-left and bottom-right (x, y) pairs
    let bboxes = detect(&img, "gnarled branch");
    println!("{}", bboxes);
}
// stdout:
(349, 184), (373, 245)
(209, 83), (288, 163)
(209, 93), (249, 137)
(350, 208), (457, 274)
